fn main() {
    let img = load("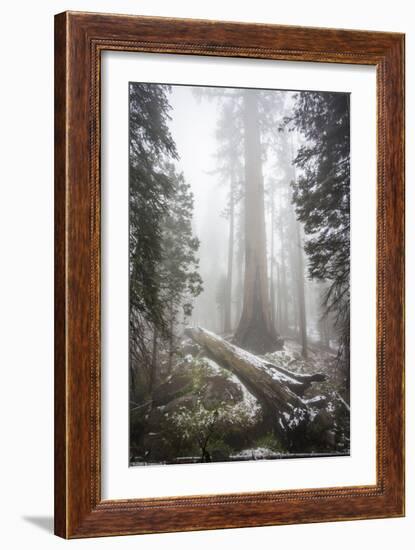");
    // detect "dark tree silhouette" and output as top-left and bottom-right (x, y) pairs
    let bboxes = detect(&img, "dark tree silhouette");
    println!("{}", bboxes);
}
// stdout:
(159, 165), (203, 373)
(129, 84), (202, 393)
(129, 83), (178, 398)
(290, 91), (350, 367)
